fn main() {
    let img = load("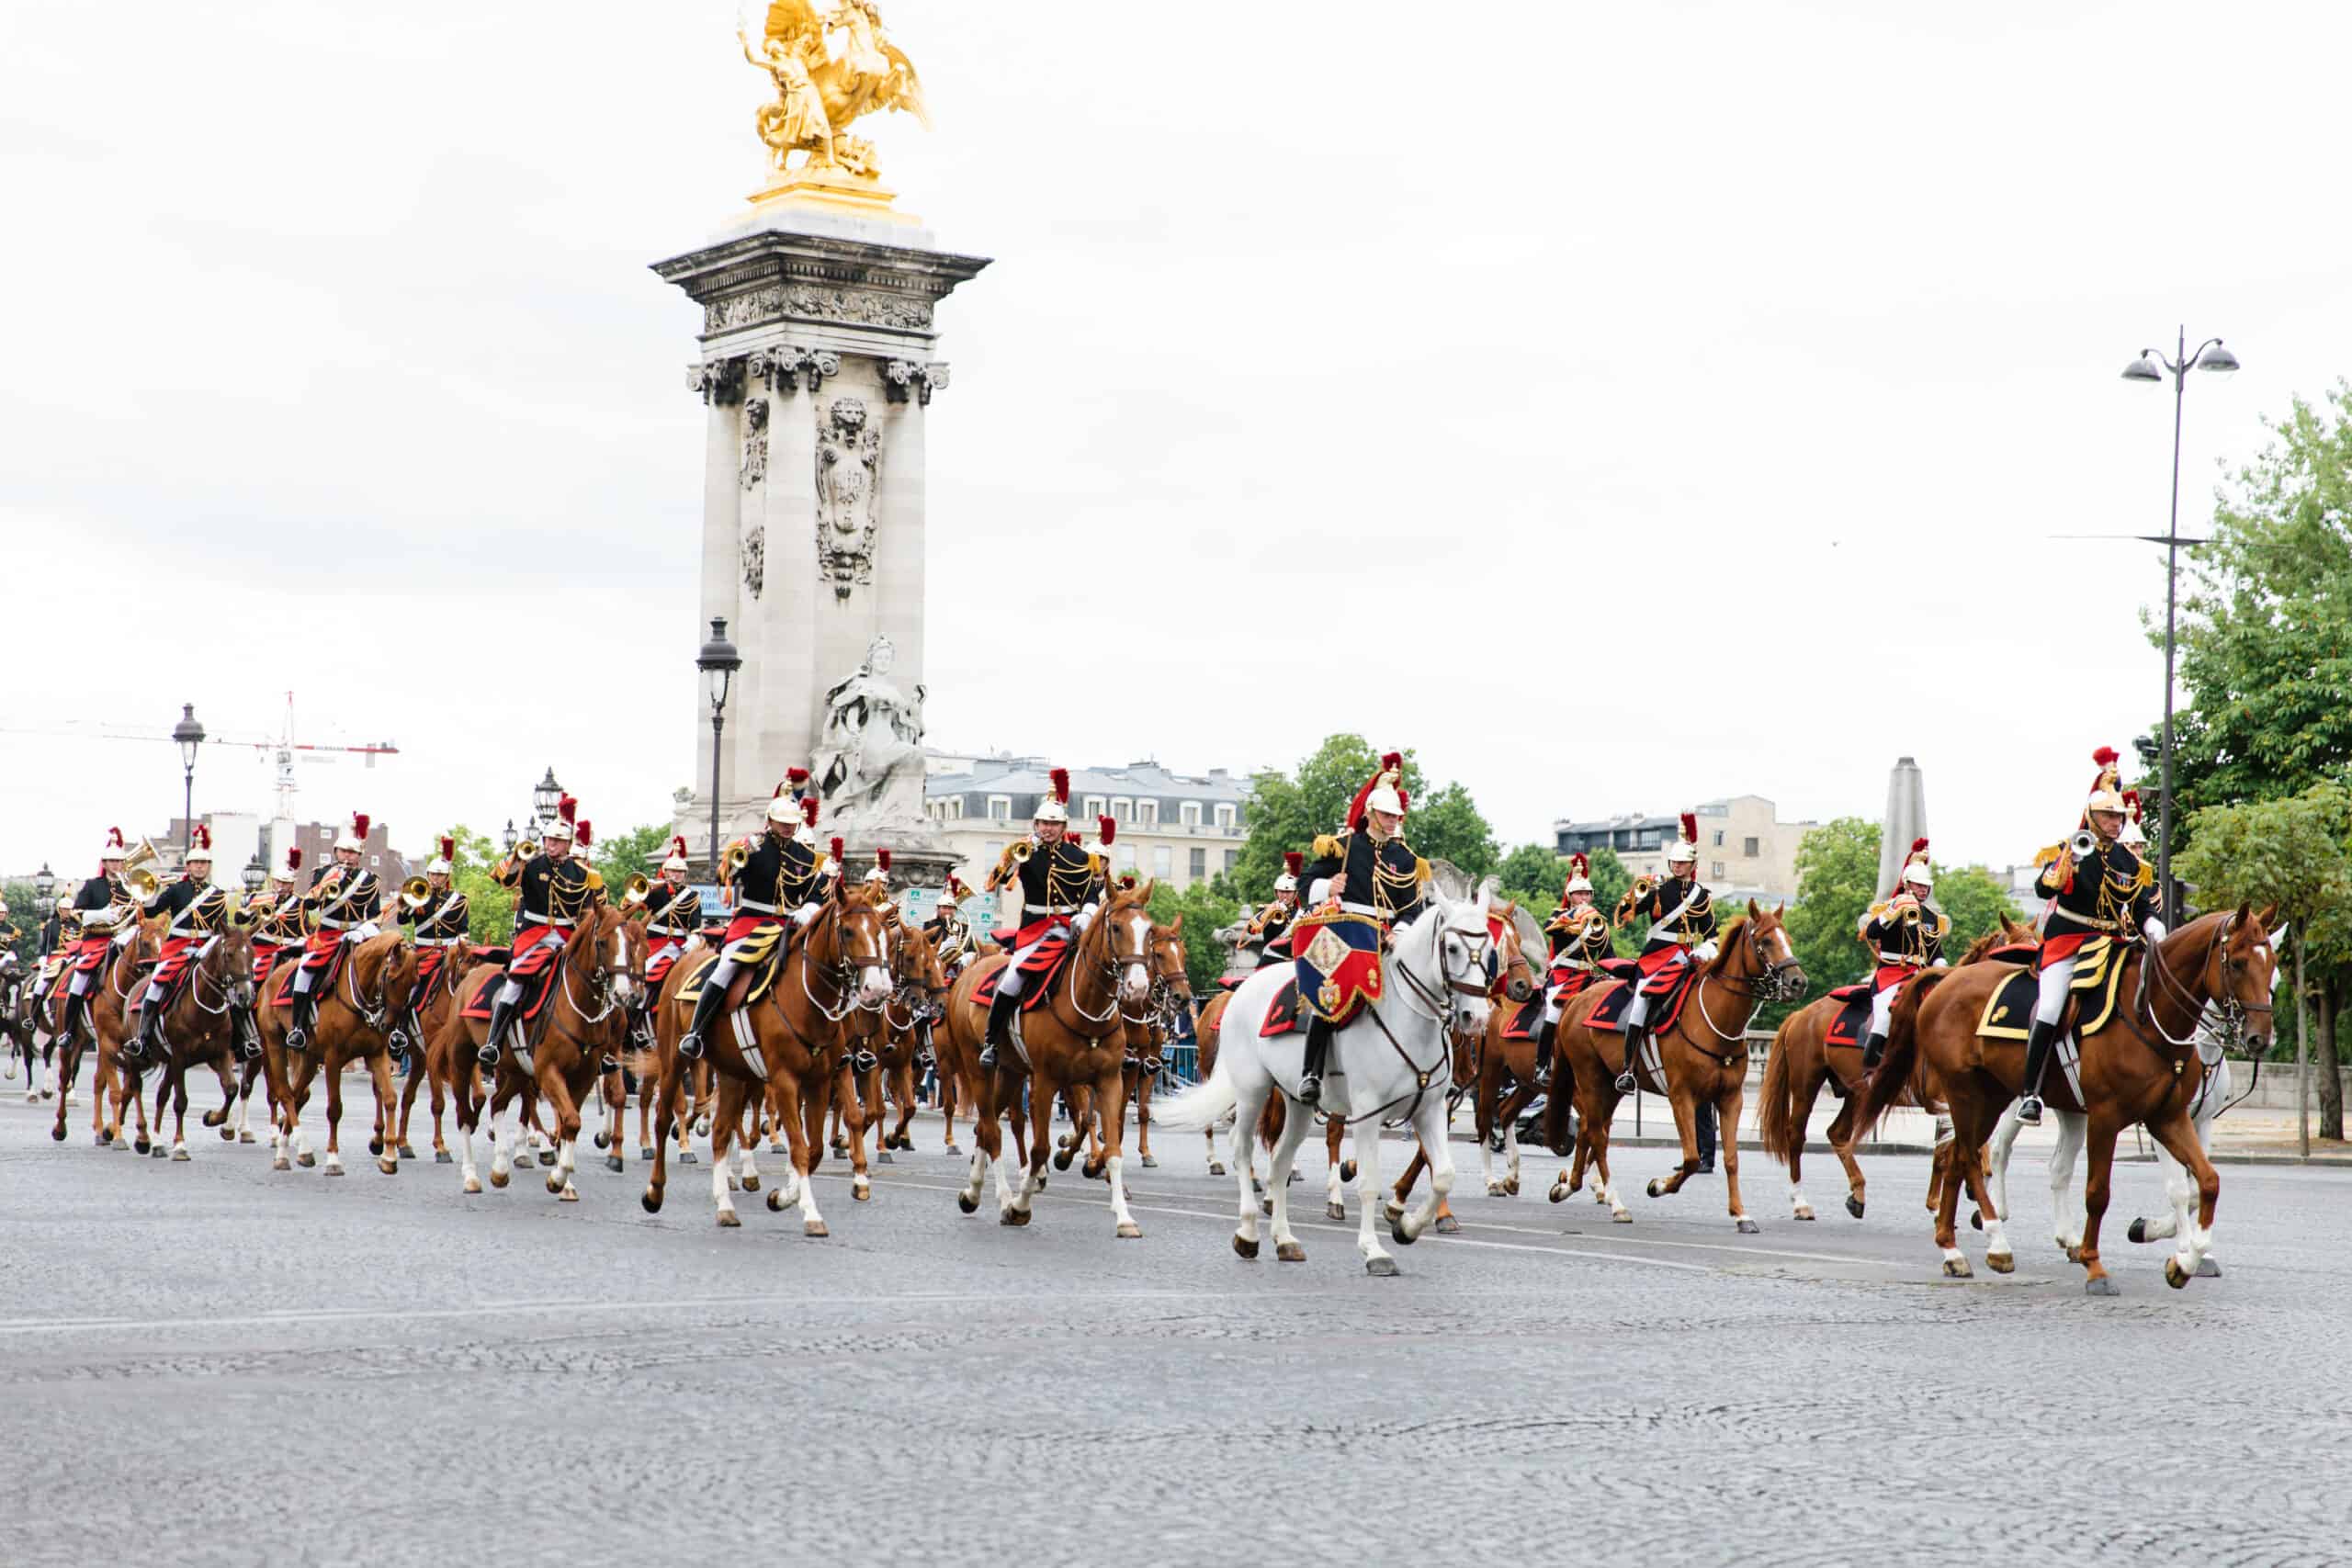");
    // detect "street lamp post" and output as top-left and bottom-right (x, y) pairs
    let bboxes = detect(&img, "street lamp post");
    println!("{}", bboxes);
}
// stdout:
(34, 863), (55, 903)
(502, 819), (519, 856)
(2121, 328), (2238, 928)
(532, 768), (562, 834)
(172, 703), (206, 860)
(241, 855), (267, 897)
(696, 617), (742, 880)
